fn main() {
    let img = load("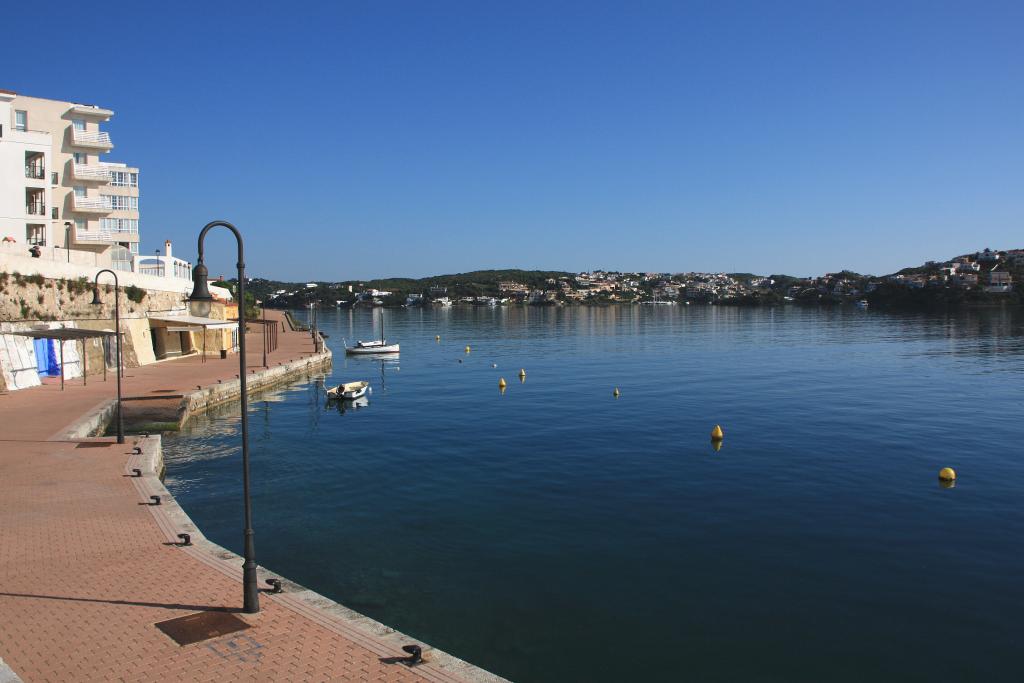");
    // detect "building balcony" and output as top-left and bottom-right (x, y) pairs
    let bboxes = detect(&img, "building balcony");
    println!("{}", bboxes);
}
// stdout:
(69, 103), (114, 119)
(71, 129), (113, 150)
(26, 202), (46, 216)
(25, 164), (46, 180)
(72, 196), (112, 214)
(72, 164), (112, 182)
(72, 225), (115, 244)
